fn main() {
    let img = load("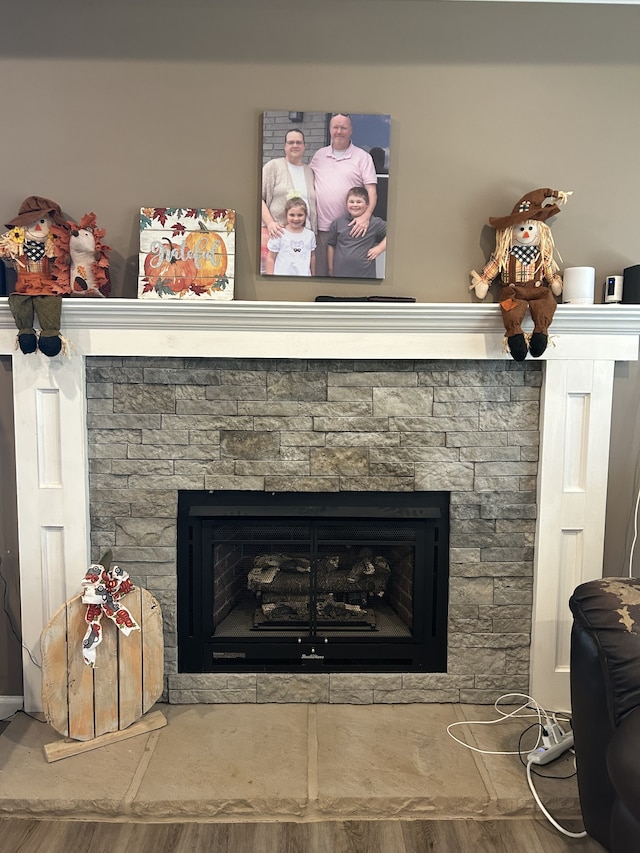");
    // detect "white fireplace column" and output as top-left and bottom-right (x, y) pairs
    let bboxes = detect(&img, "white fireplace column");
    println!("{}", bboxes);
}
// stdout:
(531, 358), (618, 710)
(2, 300), (639, 712)
(11, 353), (90, 711)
